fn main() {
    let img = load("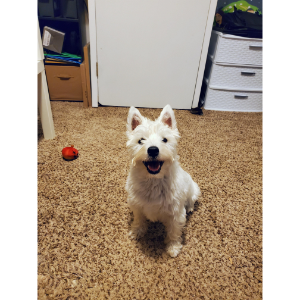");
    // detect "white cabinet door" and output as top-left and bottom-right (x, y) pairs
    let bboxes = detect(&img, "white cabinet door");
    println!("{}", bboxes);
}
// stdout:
(94, 0), (211, 109)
